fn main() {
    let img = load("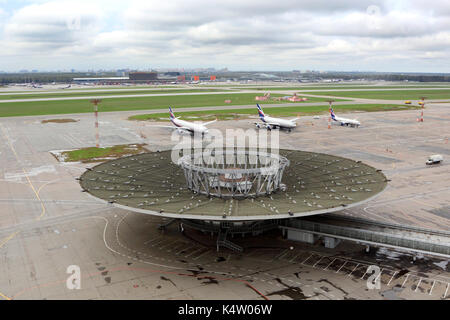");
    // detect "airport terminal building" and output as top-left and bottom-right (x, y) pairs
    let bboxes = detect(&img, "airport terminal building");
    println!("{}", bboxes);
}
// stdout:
(73, 72), (159, 84)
